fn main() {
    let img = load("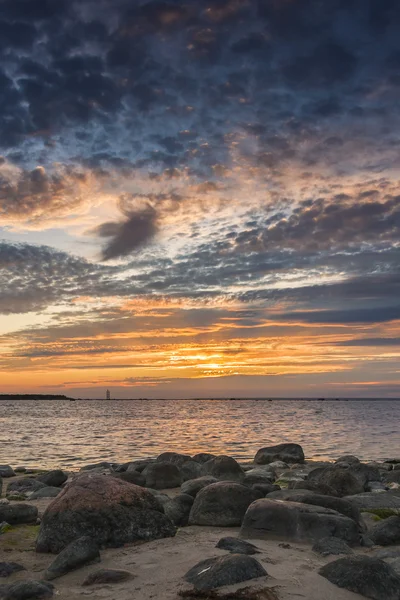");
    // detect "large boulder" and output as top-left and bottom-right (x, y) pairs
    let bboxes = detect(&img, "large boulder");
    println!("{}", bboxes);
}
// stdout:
(0, 504), (38, 525)
(179, 461), (204, 482)
(2, 580), (54, 600)
(308, 466), (364, 497)
(181, 476), (218, 497)
(6, 479), (46, 498)
(189, 482), (262, 526)
(254, 444), (304, 465)
(266, 490), (362, 524)
(156, 452), (192, 466)
(384, 470), (400, 484)
(369, 516), (400, 546)
(142, 462), (182, 489)
(36, 475), (176, 553)
(243, 468), (275, 486)
(36, 470), (68, 488)
(0, 466), (15, 478)
(344, 491), (400, 510)
(192, 453), (217, 464)
(202, 456), (244, 481)
(112, 471), (145, 487)
(29, 488), (61, 500)
(240, 499), (359, 545)
(184, 554), (267, 590)
(319, 555), (400, 600)
(0, 563), (25, 578)
(312, 537), (353, 556)
(163, 494), (193, 527)
(44, 536), (100, 580)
